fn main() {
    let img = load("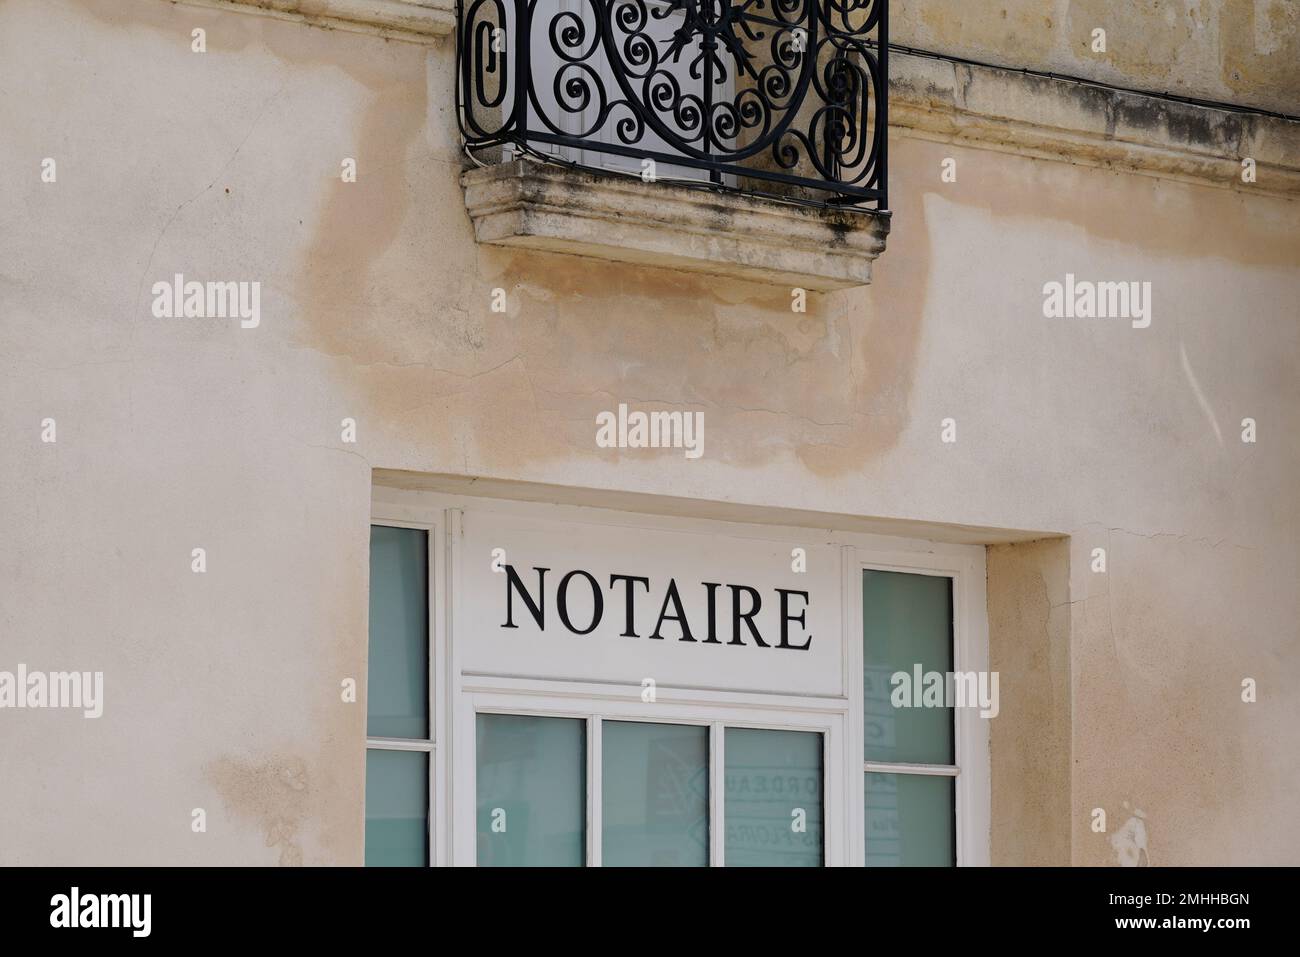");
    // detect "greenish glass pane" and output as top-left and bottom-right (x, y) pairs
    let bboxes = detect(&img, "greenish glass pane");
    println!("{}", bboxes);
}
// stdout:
(862, 569), (953, 765)
(865, 772), (955, 867)
(368, 525), (428, 739)
(724, 728), (823, 866)
(364, 748), (428, 866)
(602, 722), (709, 867)
(476, 713), (586, 866)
